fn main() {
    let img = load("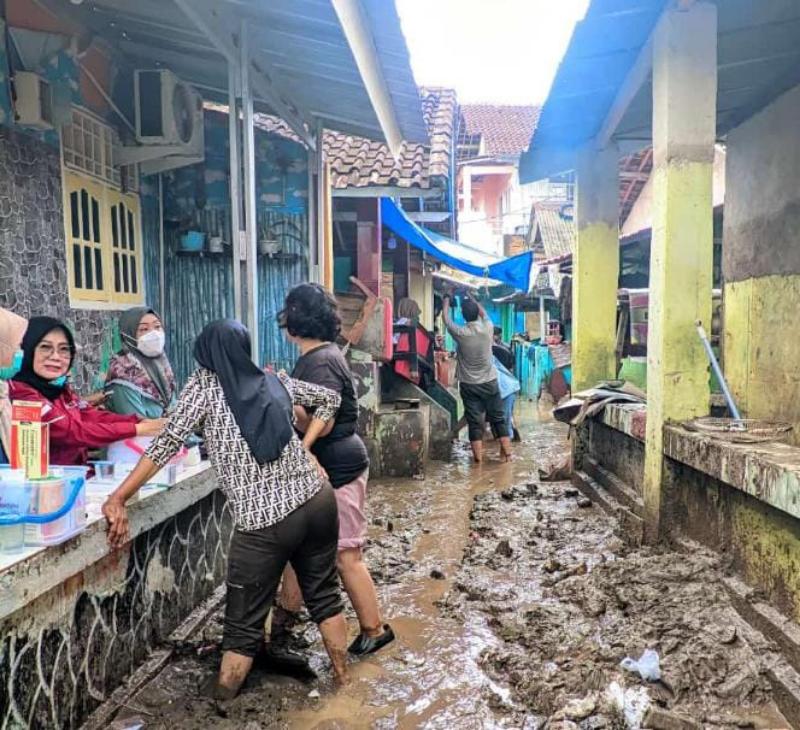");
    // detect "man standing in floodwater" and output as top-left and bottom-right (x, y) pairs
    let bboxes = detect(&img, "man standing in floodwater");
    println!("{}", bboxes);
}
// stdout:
(443, 294), (513, 463)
